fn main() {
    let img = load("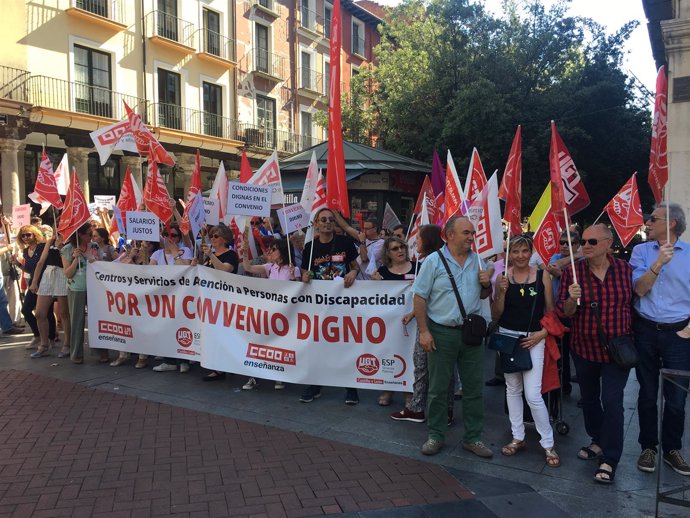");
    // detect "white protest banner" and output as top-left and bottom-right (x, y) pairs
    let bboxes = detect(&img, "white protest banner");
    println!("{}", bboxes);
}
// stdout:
(12, 204), (32, 228)
(227, 183), (271, 217)
(276, 203), (308, 234)
(203, 197), (220, 226)
(112, 206), (126, 237)
(87, 262), (415, 390)
(125, 210), (160, 241)
(94, 195), (117, 210)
